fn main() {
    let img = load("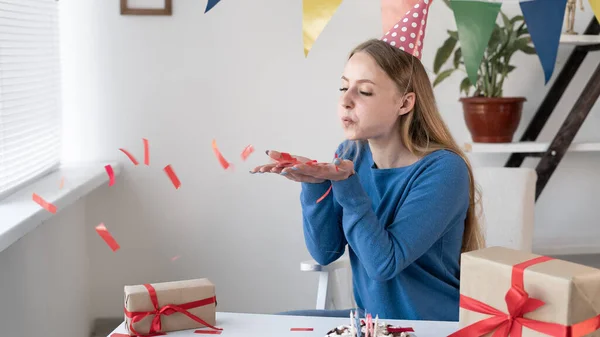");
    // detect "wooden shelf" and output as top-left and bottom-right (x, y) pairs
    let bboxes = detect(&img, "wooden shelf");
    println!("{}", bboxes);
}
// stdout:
(463, 142), (600, 154)
(560, 34), (600, 46)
